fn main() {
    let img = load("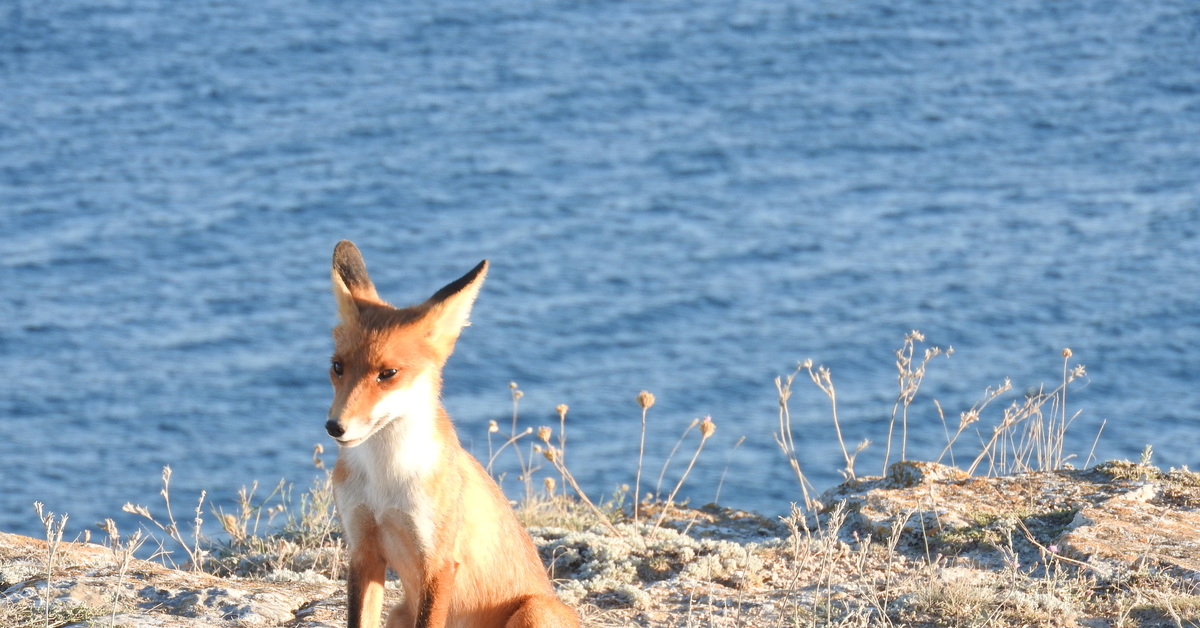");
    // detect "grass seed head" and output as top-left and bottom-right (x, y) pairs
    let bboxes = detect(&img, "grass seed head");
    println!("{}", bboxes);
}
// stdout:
(99, 518), (118, 541)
